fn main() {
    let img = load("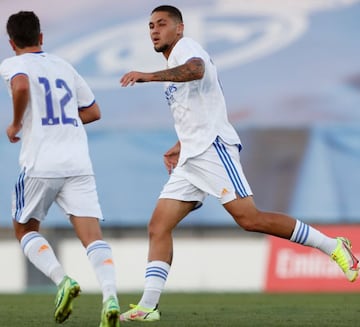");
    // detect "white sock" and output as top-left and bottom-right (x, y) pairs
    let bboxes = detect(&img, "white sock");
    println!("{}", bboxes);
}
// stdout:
(290, 220), (338, 255)
(21, 231), (65, 286)
(138, 260), (170, 309)
(87, 240), (118, 302)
